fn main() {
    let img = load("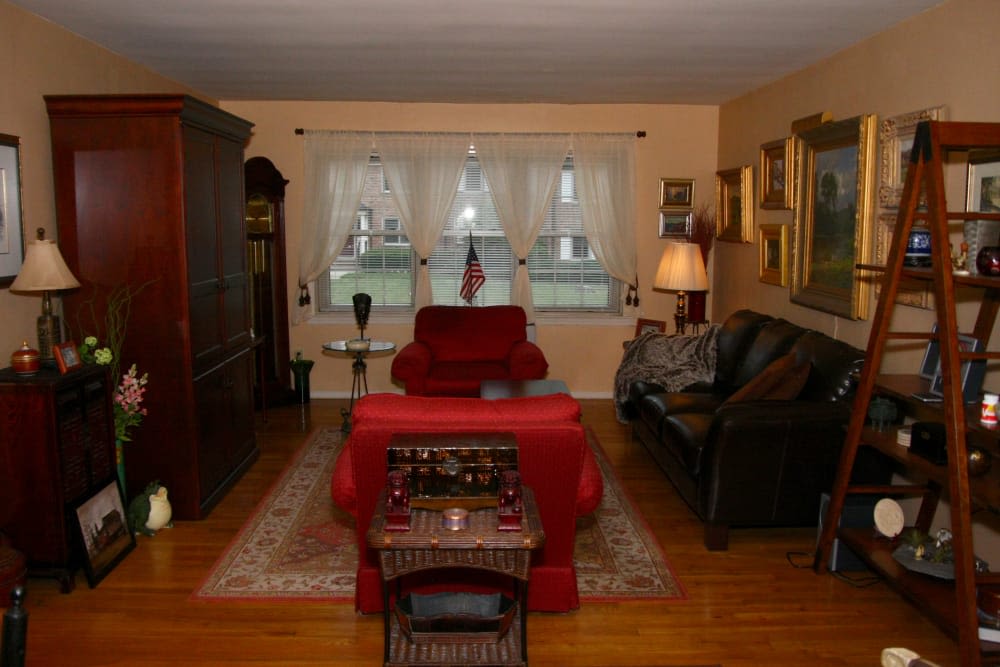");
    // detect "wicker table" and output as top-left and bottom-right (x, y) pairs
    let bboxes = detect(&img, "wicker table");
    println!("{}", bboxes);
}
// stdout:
(366, 487), (545, 666)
